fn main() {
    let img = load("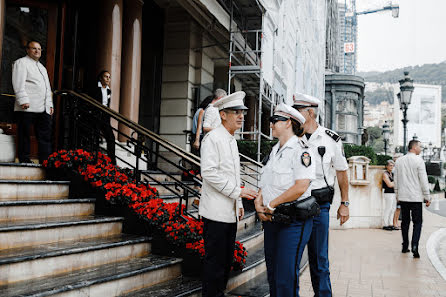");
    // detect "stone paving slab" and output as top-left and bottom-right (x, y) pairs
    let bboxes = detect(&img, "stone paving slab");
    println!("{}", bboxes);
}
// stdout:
(298, 206), (446, 297)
